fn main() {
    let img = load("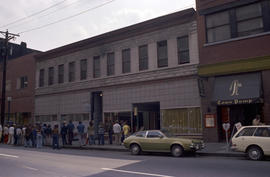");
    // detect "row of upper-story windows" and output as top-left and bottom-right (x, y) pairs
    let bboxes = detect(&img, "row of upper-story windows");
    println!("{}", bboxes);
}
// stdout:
(206, 1), (270, 43)
(38, 36), (190, 87)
